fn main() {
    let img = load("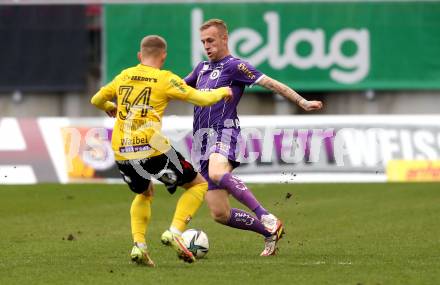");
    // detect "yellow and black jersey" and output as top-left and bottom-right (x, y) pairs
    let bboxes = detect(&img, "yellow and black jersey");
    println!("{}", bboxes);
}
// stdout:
(91, 64), (229, 161)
